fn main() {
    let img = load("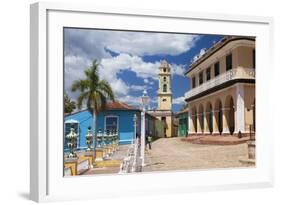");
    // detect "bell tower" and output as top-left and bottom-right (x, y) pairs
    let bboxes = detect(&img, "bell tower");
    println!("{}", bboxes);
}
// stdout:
(158, 60), (172, 110)
(148, 60), (174, 137)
